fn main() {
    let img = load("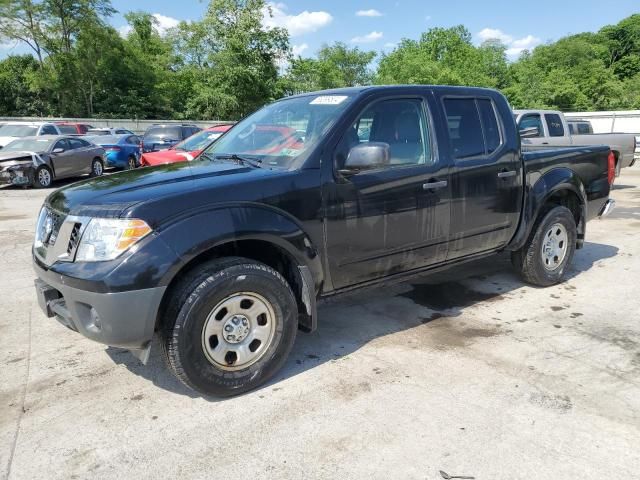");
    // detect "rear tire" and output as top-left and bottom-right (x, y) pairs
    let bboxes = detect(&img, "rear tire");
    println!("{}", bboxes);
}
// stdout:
(90, 158), (104, 177)
(33, 165), (52, 188)
(127, 155), (137, 170)
(511, 206), (577, 287)
(161, 257), (298, 397)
